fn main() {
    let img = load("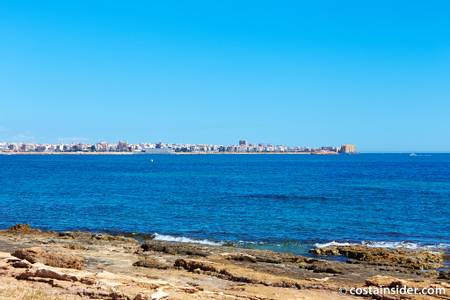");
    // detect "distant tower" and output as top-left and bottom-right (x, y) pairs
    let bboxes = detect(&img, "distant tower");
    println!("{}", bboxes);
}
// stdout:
(339, 144), (356, 154)
(239, 140), (247, 146)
